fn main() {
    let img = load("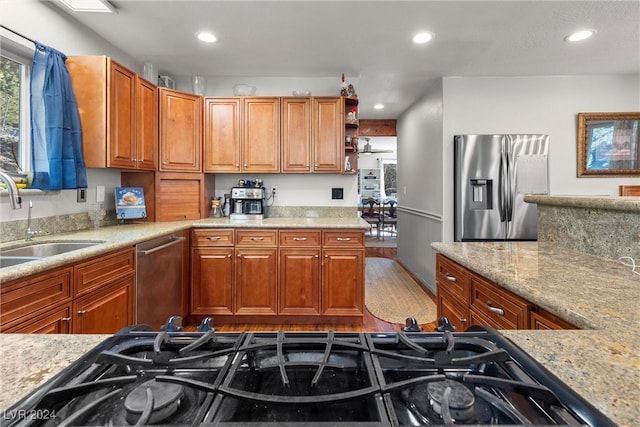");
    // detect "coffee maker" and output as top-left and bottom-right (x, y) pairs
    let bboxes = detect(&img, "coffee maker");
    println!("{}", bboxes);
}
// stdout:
(230, 179), (266, 221)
